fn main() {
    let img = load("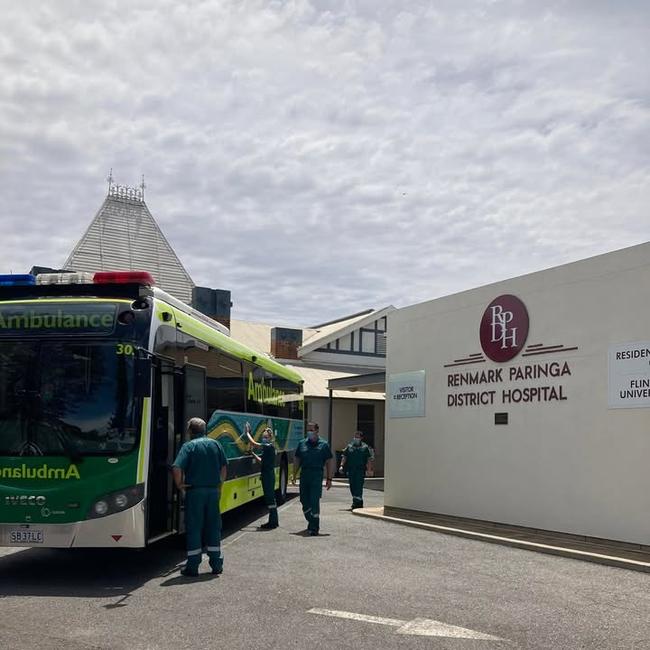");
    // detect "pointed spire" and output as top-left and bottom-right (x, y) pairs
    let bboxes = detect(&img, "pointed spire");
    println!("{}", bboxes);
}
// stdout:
(107, 172), (144, 203)
(63, 177), (195, 302)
